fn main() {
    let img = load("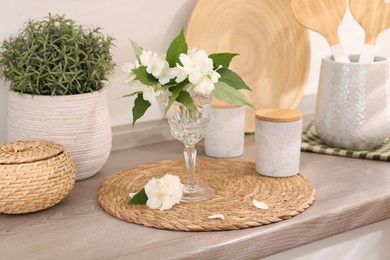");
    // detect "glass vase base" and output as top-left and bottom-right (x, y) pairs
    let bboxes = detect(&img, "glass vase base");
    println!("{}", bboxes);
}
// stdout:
(181, 184), (215, 203)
